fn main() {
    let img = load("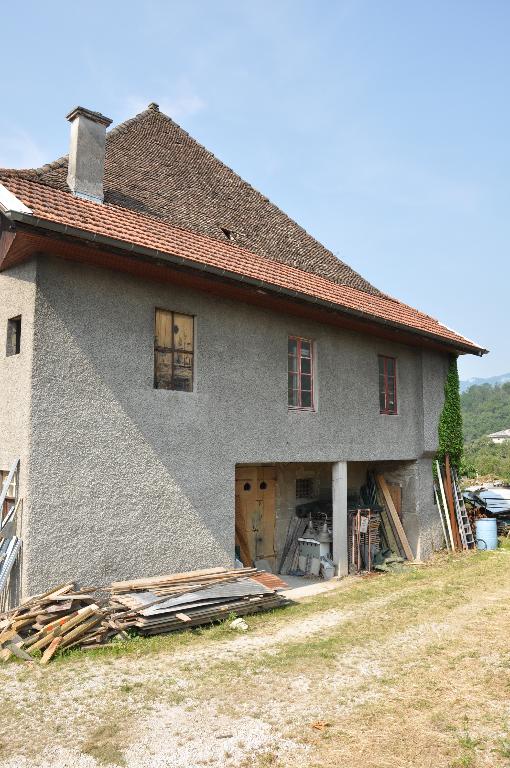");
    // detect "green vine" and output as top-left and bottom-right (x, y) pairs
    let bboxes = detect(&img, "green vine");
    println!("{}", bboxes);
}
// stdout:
(437, 356), (463, 469)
